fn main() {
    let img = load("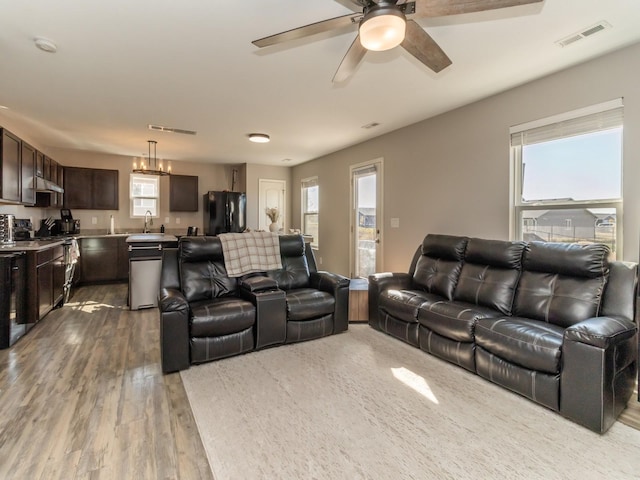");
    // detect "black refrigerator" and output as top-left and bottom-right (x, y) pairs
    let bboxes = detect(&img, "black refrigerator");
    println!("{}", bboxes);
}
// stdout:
(203, 191), (246, 235)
